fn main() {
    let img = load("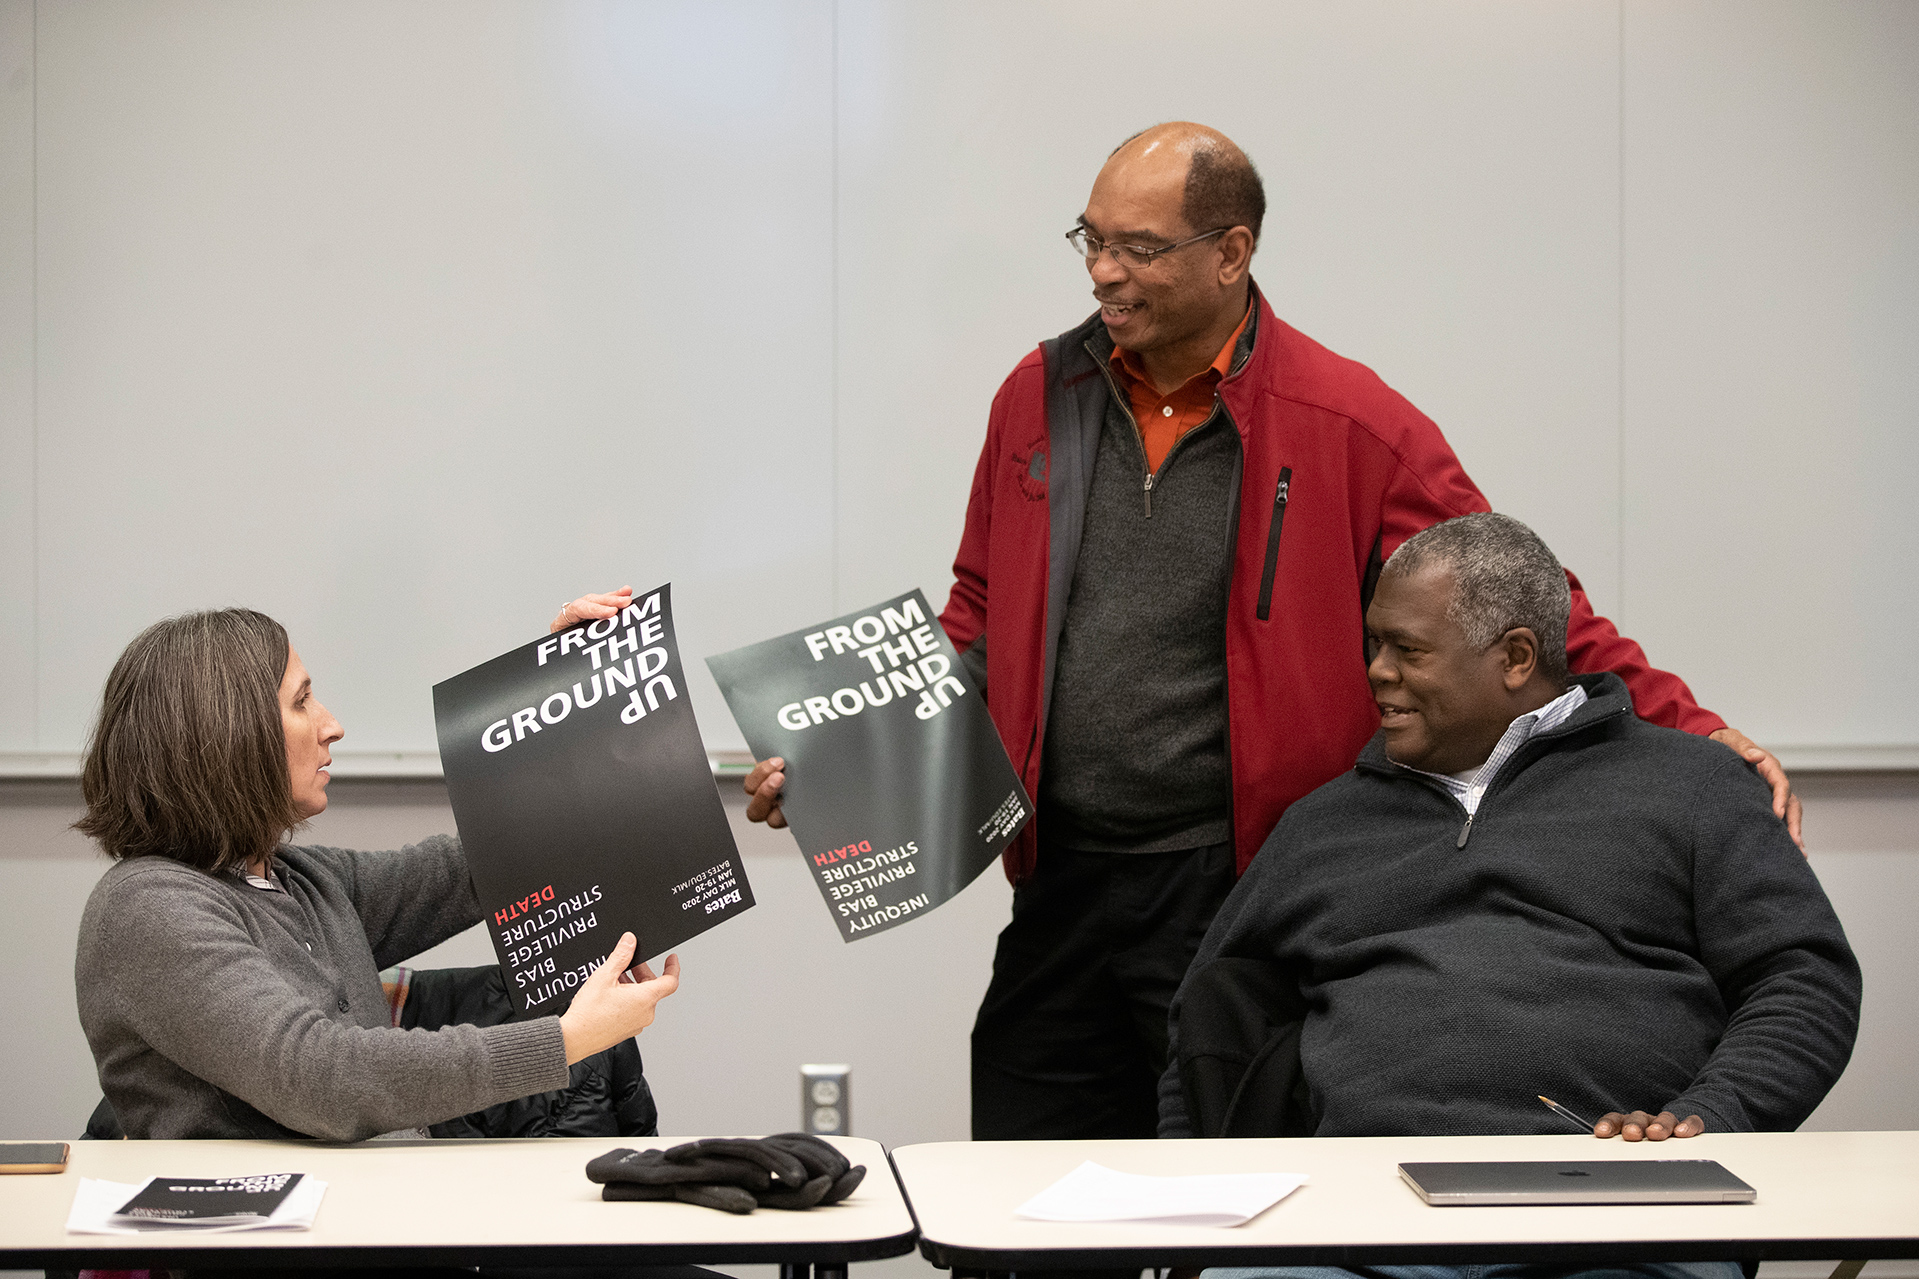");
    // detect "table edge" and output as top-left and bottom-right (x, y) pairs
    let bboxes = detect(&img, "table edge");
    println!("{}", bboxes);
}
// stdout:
(914, 1236), (1919, 1270)
(0, 1226), (923, 1270)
